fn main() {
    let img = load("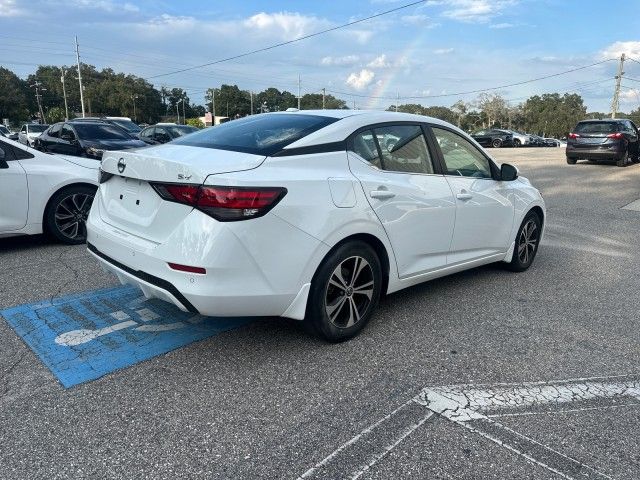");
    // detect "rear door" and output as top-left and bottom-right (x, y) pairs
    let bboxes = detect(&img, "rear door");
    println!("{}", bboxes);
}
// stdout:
(348, 124), (456, 278)
(0, 140), (28, 232)
(429, 126), (514, 265)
